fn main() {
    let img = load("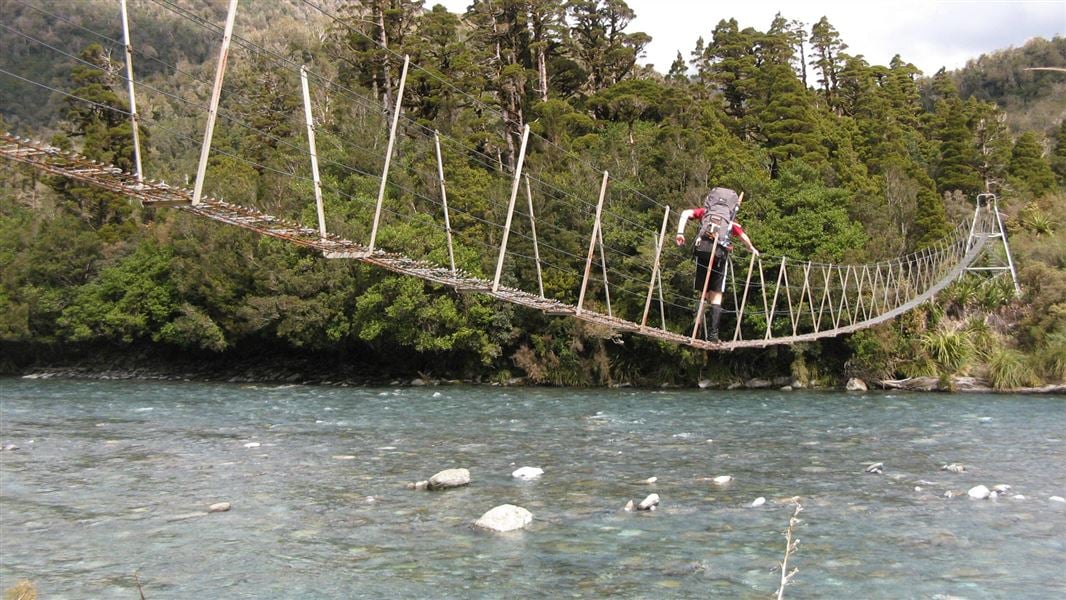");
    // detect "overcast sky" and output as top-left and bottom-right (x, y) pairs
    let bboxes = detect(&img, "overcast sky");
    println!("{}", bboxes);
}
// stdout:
(436, 0), (1065, 76)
